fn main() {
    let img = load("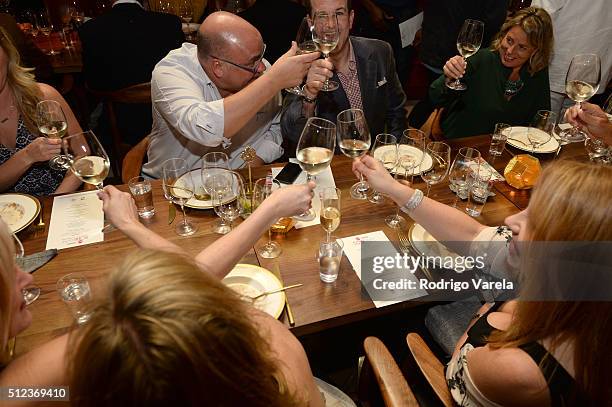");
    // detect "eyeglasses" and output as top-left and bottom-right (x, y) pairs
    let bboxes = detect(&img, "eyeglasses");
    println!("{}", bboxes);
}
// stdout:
(211, 43), (267, 75)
